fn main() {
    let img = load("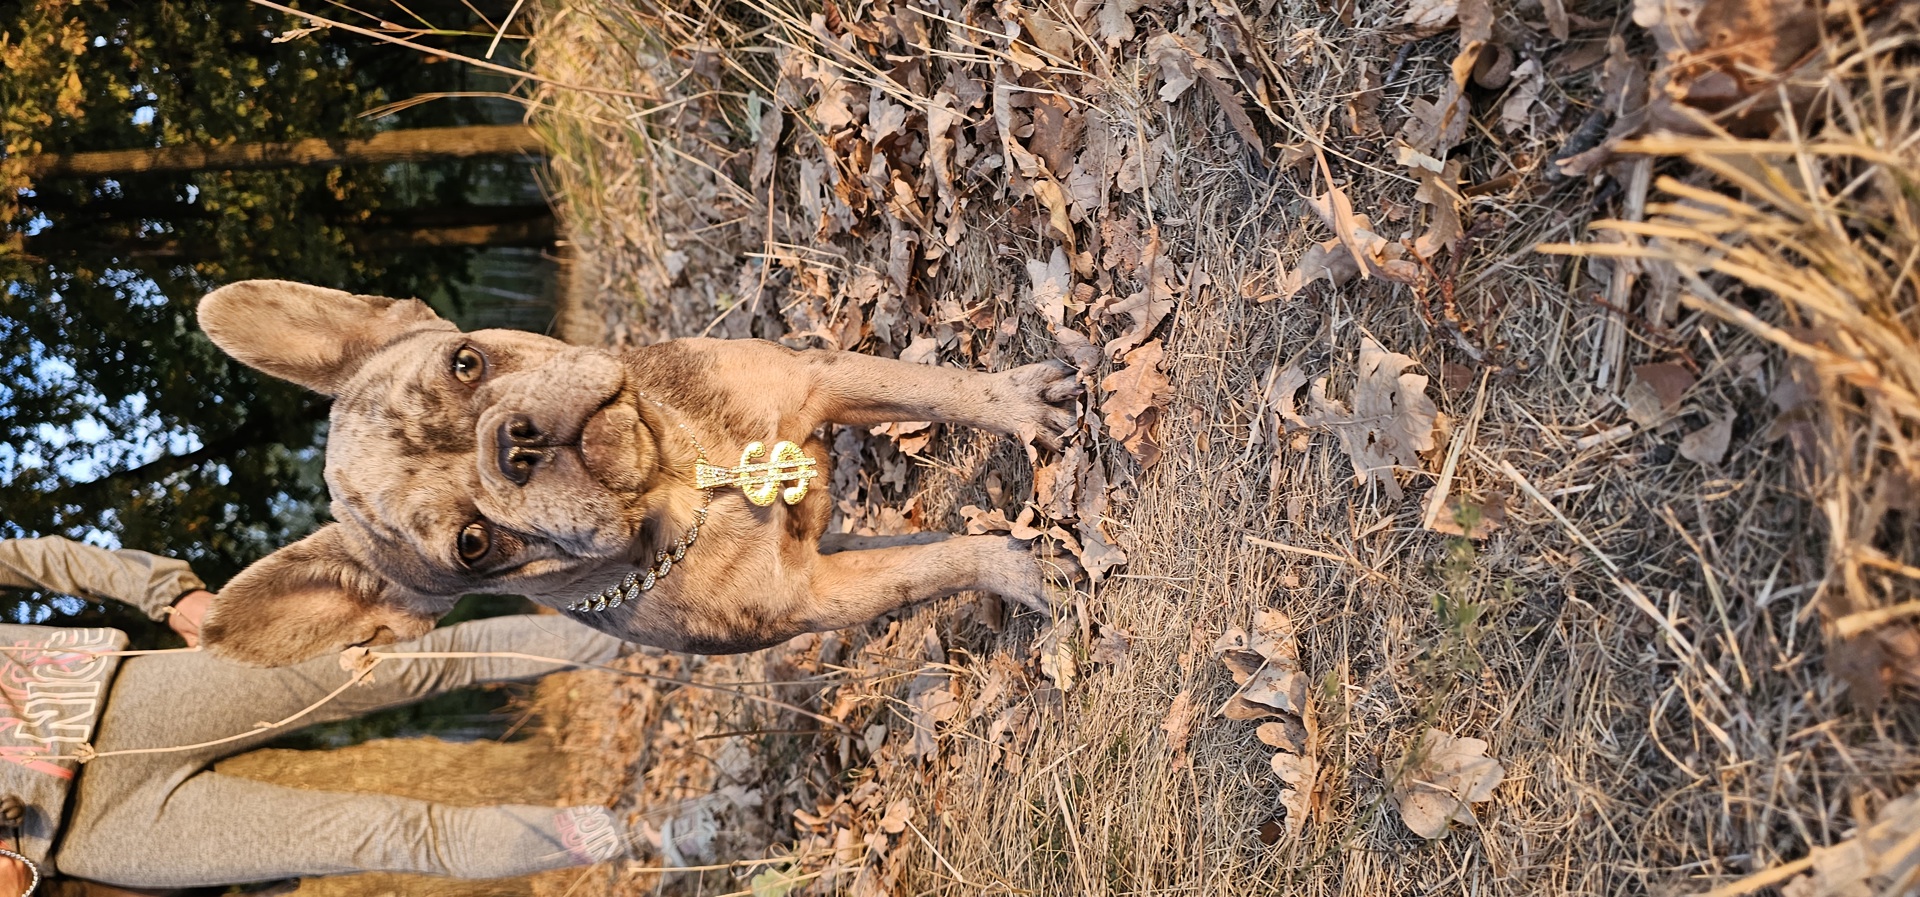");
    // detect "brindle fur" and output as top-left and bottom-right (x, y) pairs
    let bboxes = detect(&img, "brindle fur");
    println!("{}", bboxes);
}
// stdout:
(195, 280), (1079, 665)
